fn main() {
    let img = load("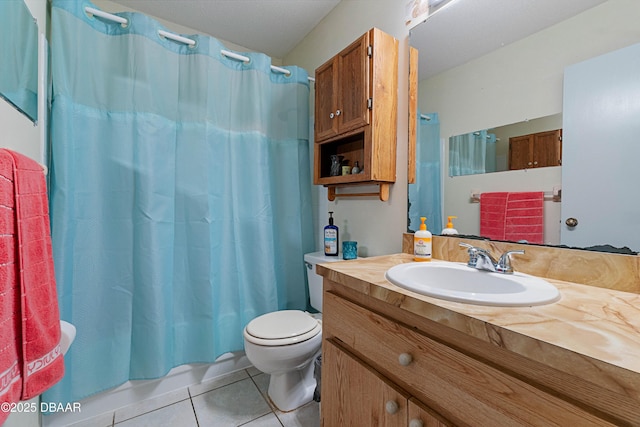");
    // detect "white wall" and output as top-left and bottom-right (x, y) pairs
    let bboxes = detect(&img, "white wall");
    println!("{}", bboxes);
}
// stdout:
(418, 0), (640, 243)
(285, 0), (410, 257)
